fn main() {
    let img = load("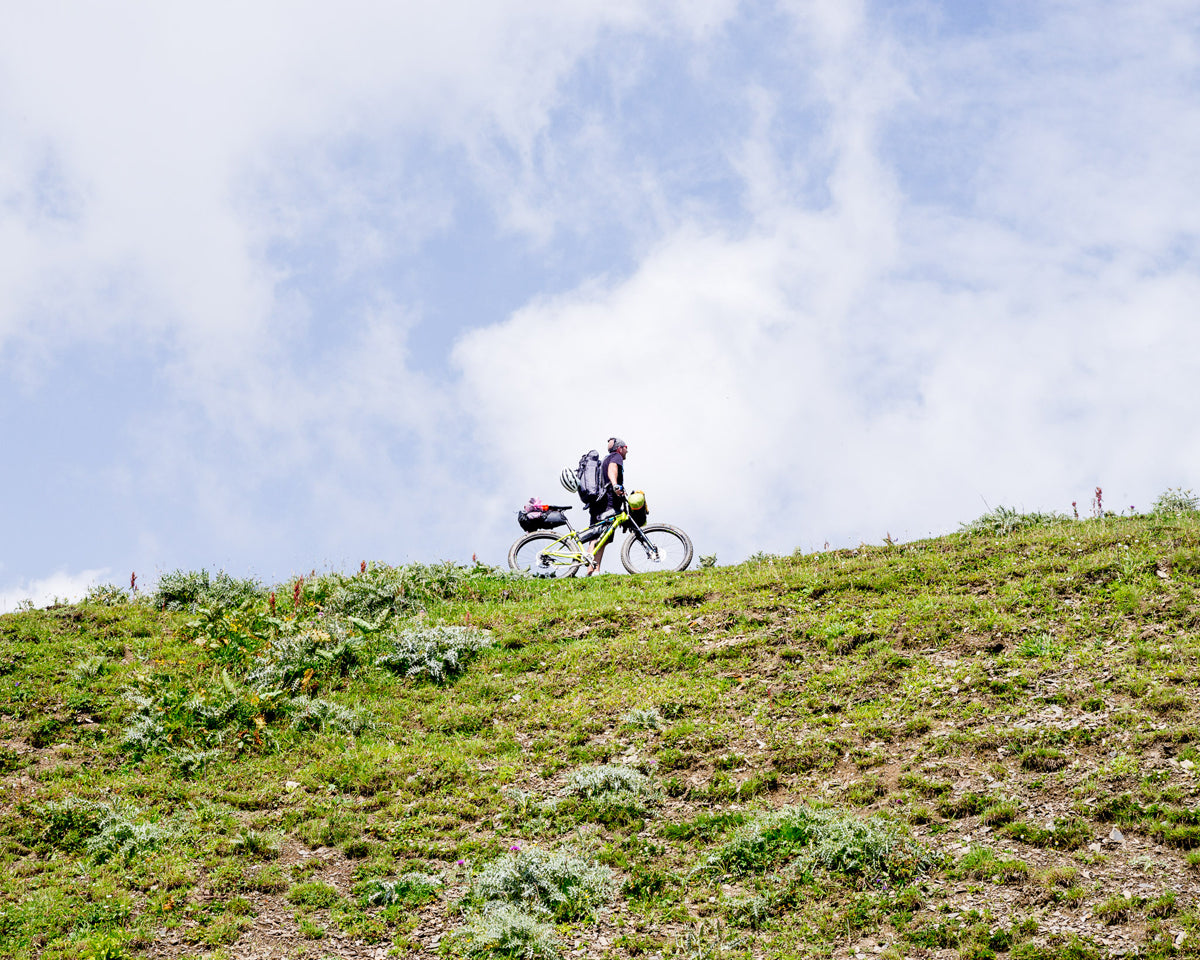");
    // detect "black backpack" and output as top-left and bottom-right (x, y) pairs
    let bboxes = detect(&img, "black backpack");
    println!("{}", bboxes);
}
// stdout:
(575, 450), (604, 506)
